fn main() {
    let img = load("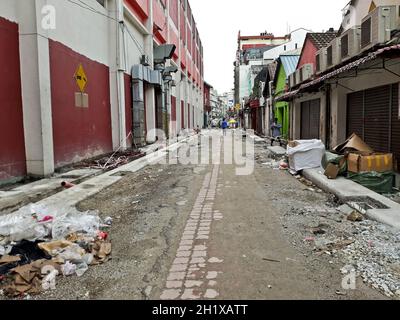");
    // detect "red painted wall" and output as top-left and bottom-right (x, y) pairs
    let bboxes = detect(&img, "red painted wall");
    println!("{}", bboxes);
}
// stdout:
(49, 40), (112, 167)
(169, 27), (179, 60)
(124, 0), (149, 25)
(124, 73), (133, 147)
(171, 95), (177, 137)
(169, 0), (179, 28)
(180, 43), (186, 69)
(297, 39), (318, 72)
(180, 4), (186, 43)
(153, 0), (167, 44)
(0, 17), (26, 181)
